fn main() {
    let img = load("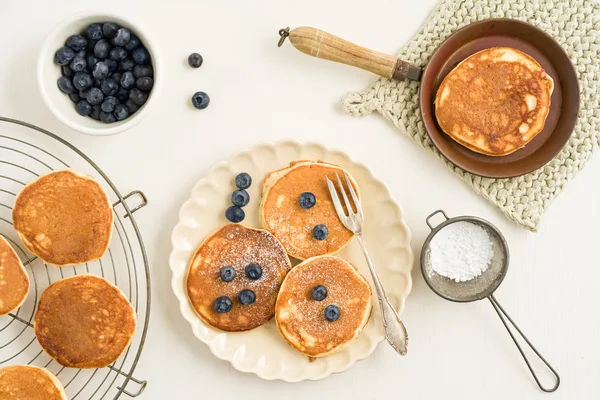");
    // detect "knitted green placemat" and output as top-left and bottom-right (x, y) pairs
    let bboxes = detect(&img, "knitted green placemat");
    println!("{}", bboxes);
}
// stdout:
(342, 0), (599, 231)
